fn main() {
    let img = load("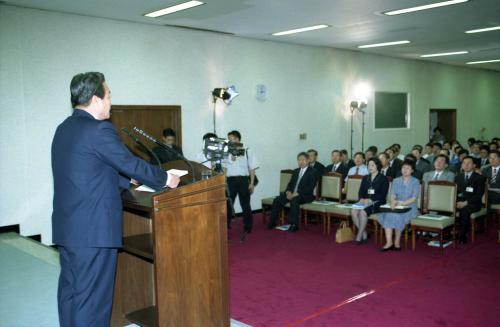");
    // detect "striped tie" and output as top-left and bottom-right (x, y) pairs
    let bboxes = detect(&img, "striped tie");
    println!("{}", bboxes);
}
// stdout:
(492, 168), (497, 185)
